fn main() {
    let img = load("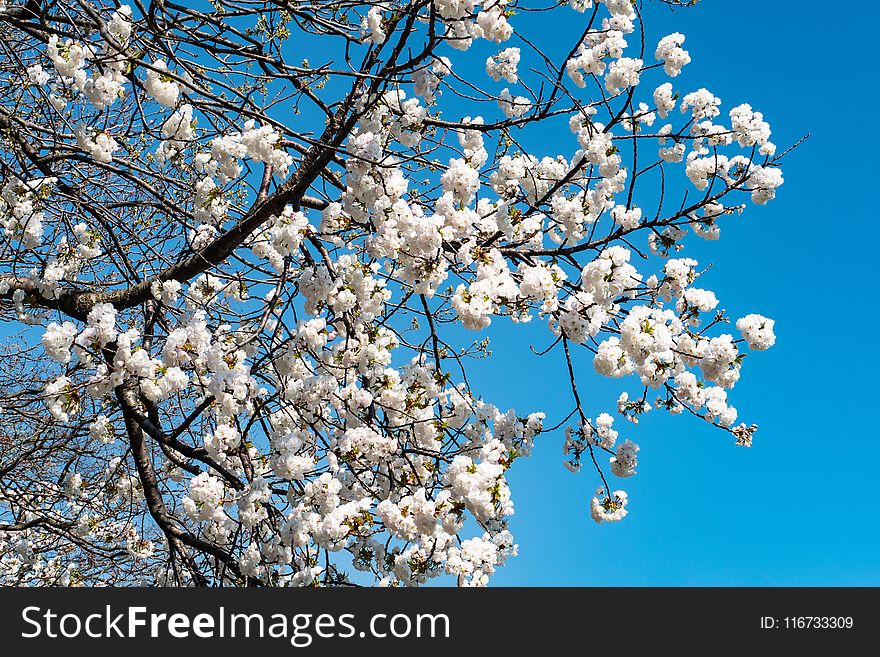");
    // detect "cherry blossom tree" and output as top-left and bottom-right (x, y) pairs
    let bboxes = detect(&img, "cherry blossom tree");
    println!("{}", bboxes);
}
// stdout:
(0, 0), (790, 586)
